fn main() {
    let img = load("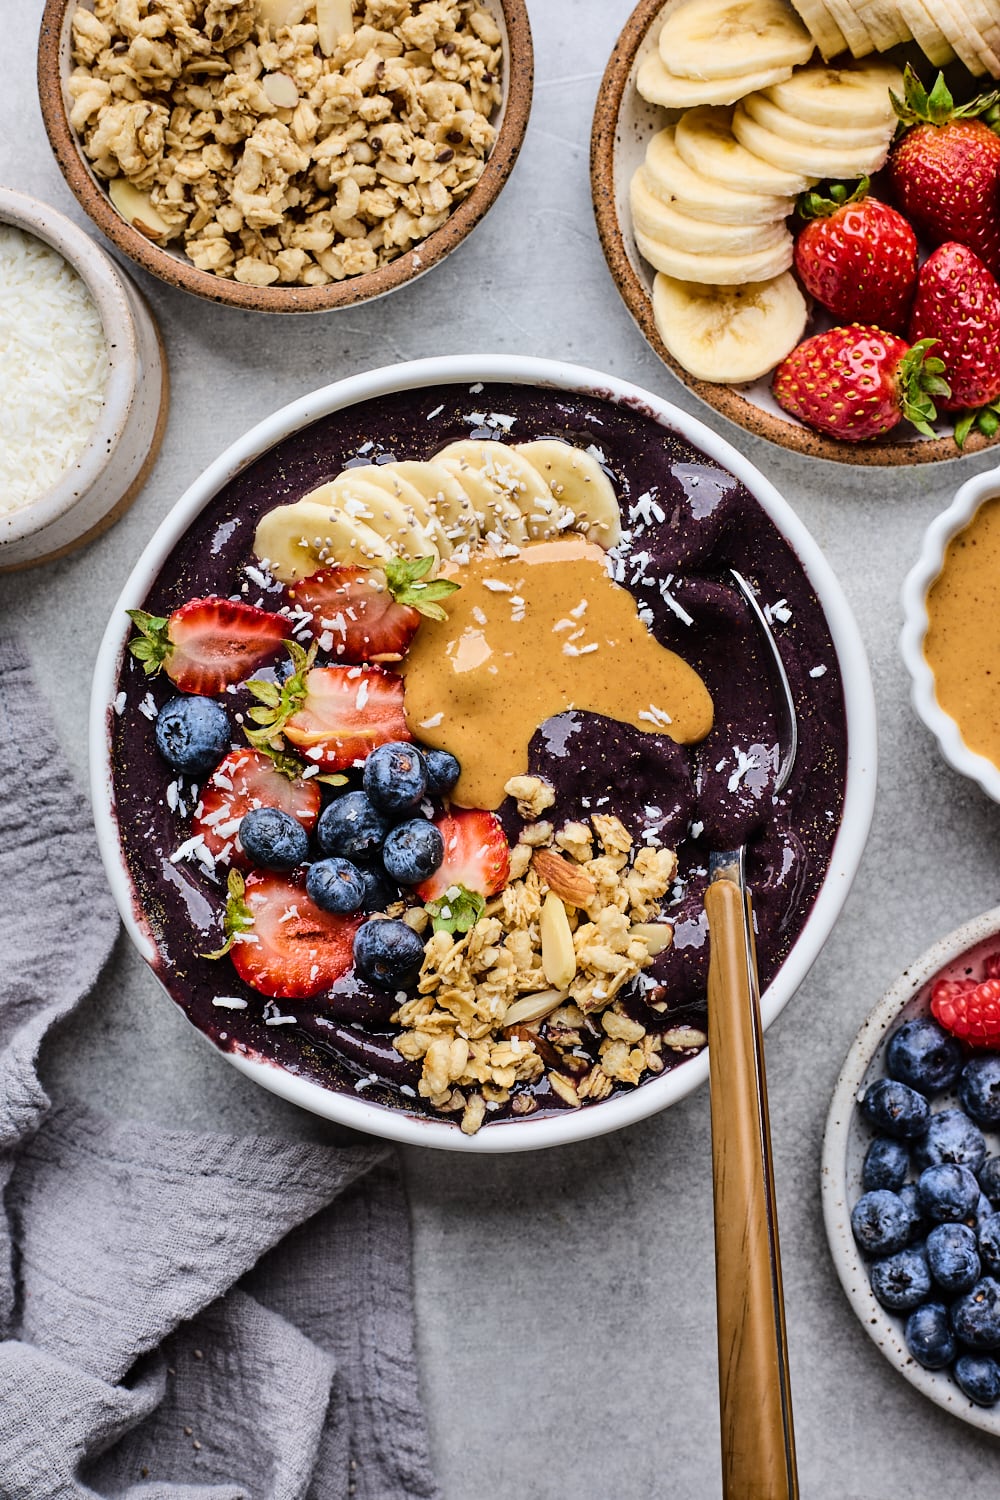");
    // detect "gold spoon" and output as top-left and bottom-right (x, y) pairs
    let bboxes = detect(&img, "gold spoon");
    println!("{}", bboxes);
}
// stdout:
(704, 570), (799, 1500)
